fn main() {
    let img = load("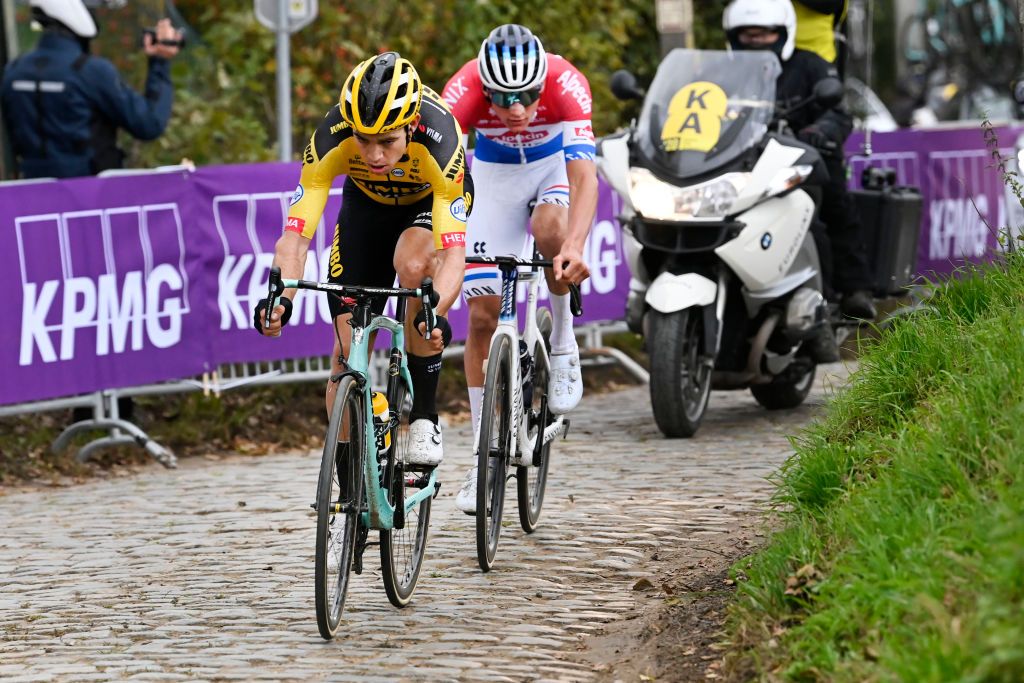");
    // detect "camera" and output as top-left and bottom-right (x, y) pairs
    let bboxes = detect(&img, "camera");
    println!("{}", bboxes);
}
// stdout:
(141, 28), (186, 49)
